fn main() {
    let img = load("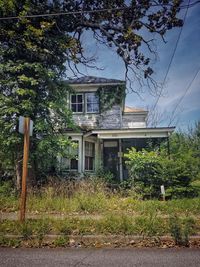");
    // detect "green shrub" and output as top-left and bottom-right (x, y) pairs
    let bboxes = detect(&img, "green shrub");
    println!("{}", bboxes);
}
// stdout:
(125, 148), (163, 199)
(125, 148), (198, 199)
